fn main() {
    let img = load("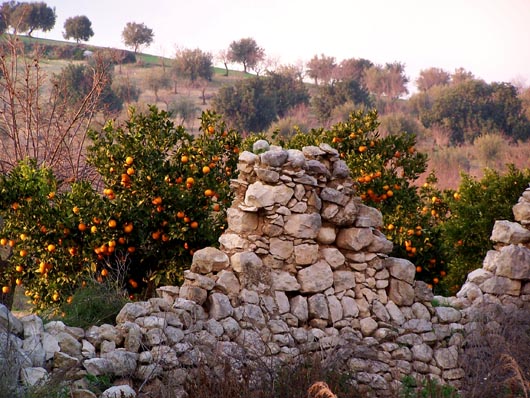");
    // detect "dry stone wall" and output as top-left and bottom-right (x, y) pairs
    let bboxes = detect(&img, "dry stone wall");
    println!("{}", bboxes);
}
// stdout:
(1, 142), (529, 398)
